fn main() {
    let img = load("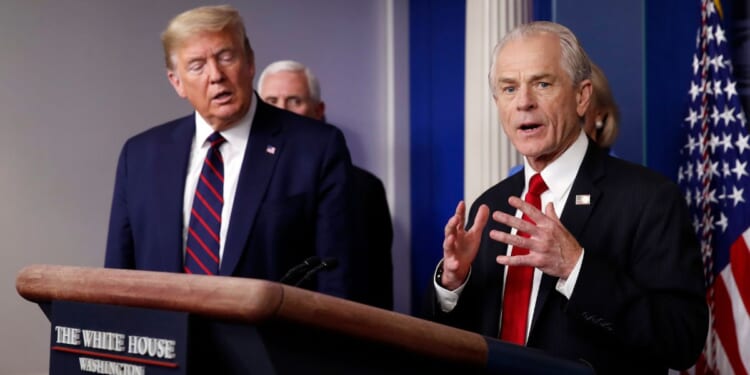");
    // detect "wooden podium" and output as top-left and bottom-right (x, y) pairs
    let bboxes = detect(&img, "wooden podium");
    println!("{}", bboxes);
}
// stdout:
(17, 264), (593, 374)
